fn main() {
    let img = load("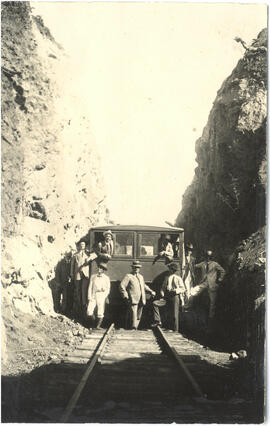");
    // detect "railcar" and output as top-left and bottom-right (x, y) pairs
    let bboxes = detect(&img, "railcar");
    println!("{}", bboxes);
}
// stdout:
(87, 225), (185, 326)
